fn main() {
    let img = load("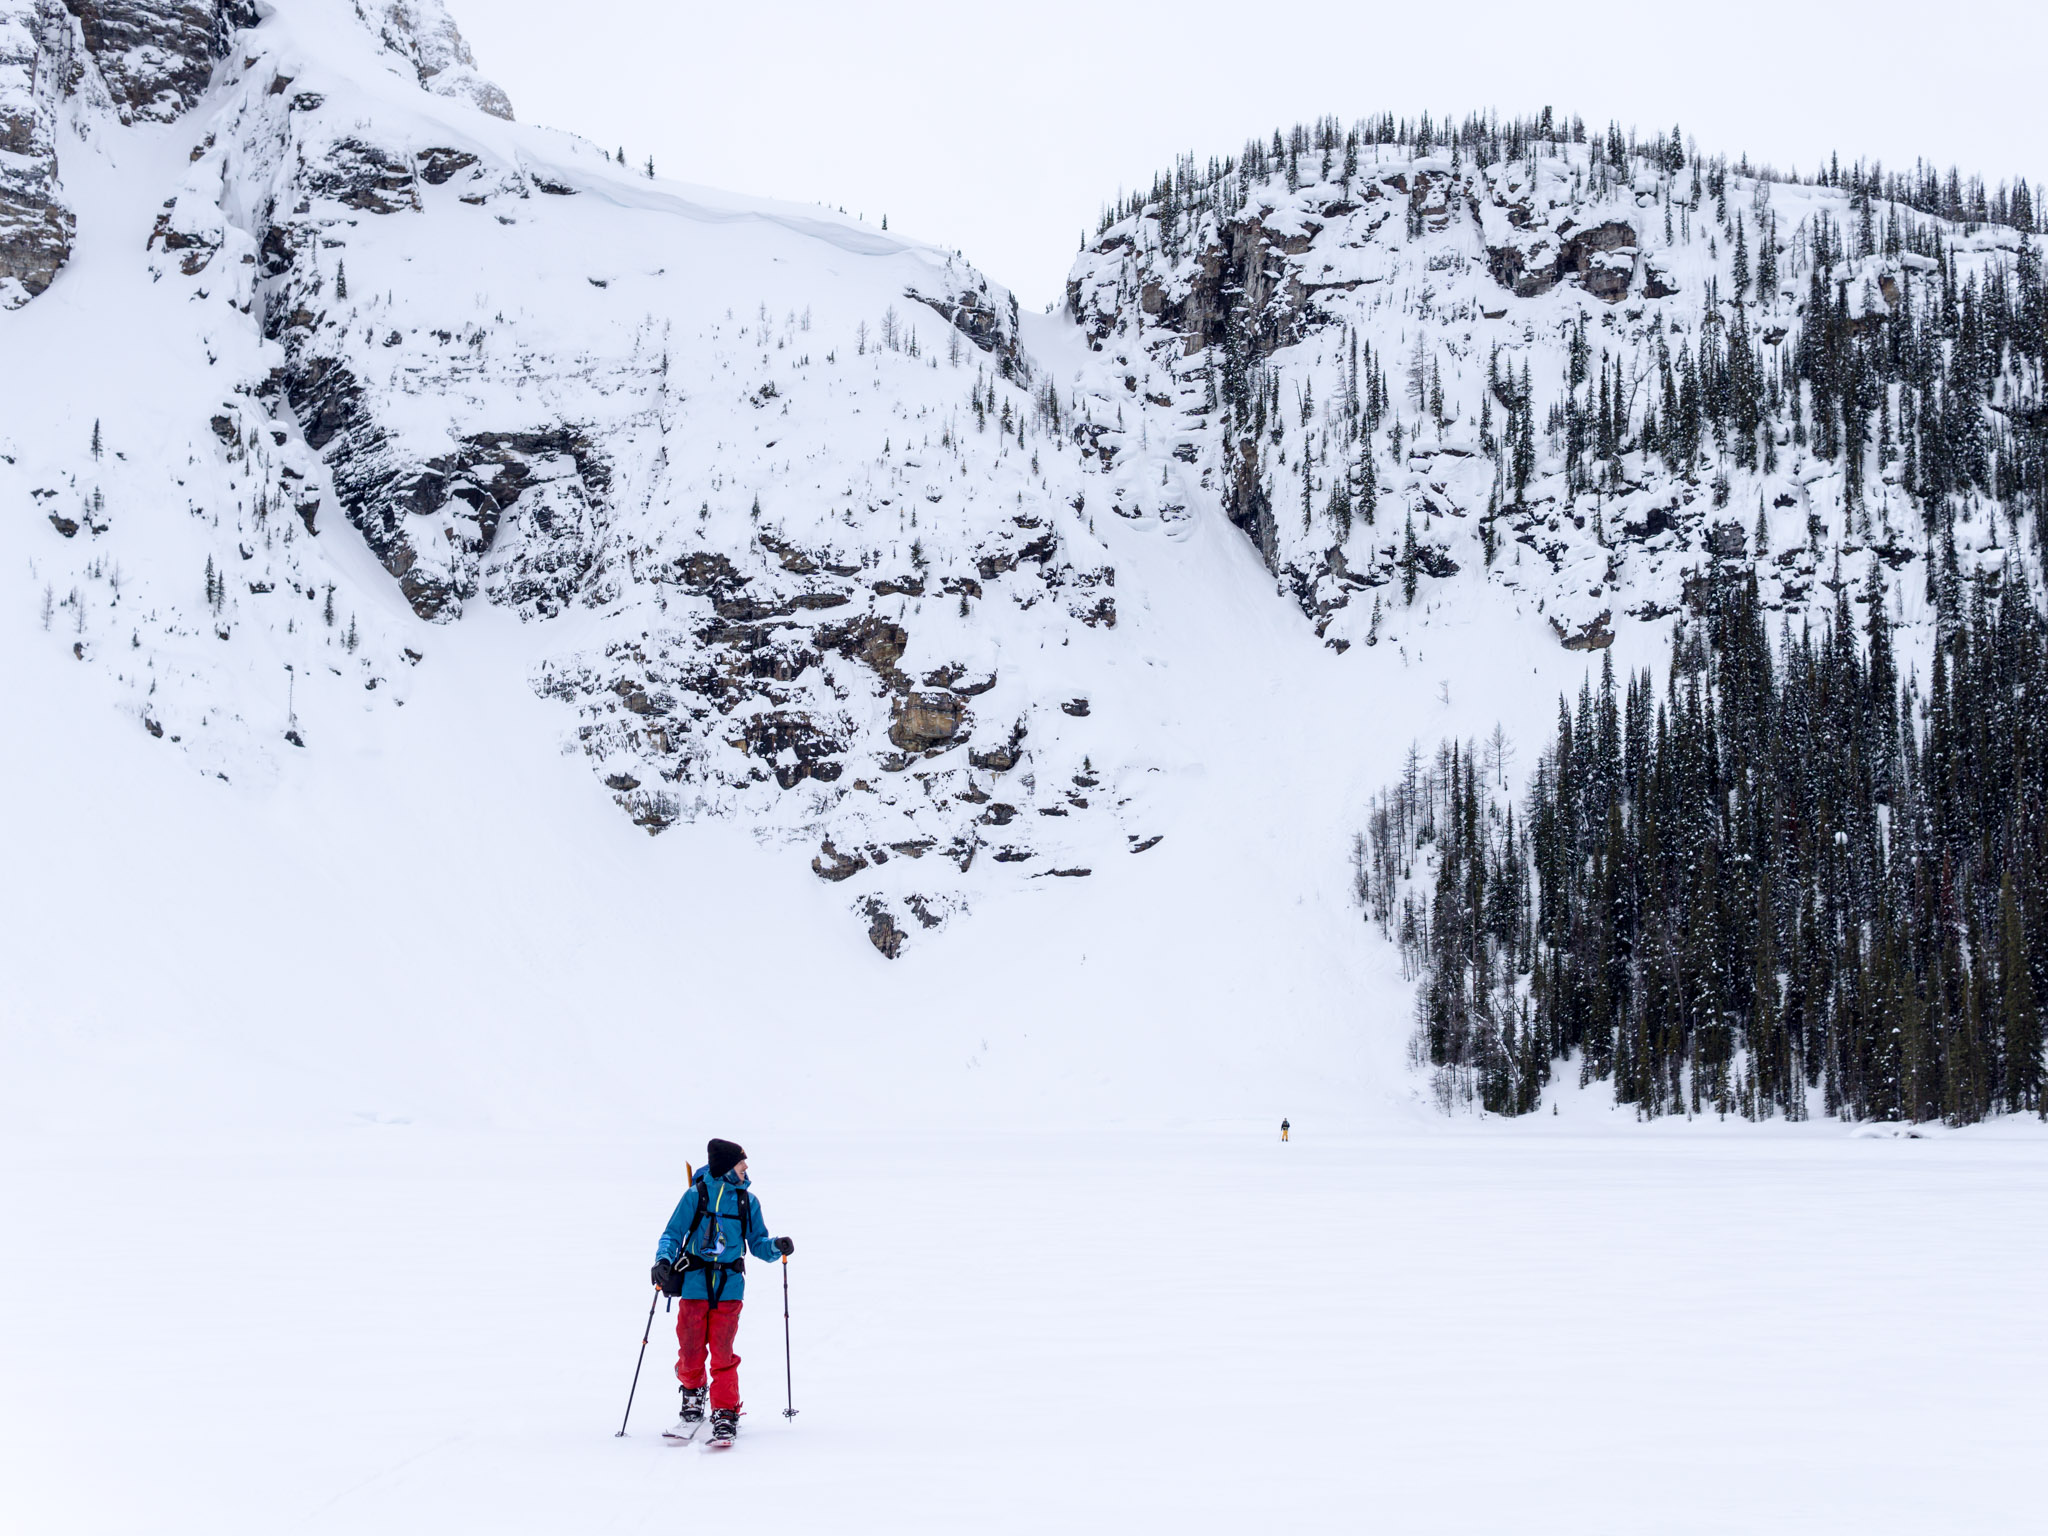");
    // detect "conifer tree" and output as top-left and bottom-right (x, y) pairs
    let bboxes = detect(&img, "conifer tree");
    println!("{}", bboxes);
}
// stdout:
(1379, 554), (2048, 1125)
(2000, 873), (2041, 1112)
